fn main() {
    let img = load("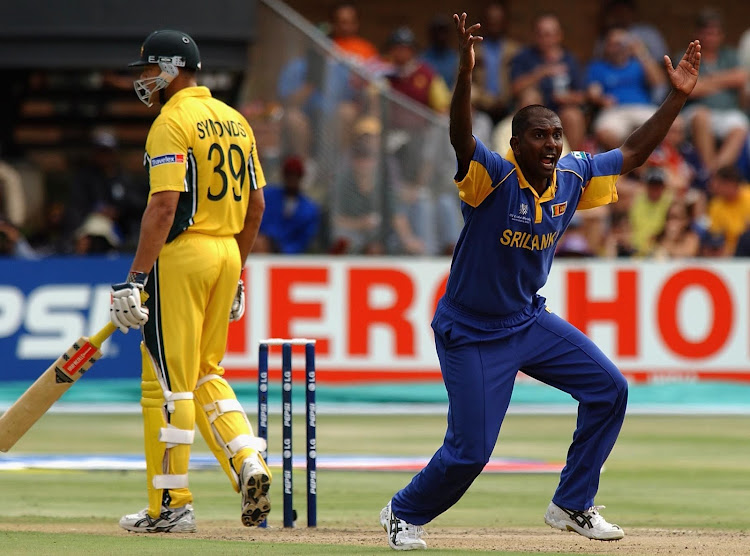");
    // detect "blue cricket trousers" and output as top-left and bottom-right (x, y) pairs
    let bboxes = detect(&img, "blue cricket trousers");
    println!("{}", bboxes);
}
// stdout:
(391, 297), (628, 525)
